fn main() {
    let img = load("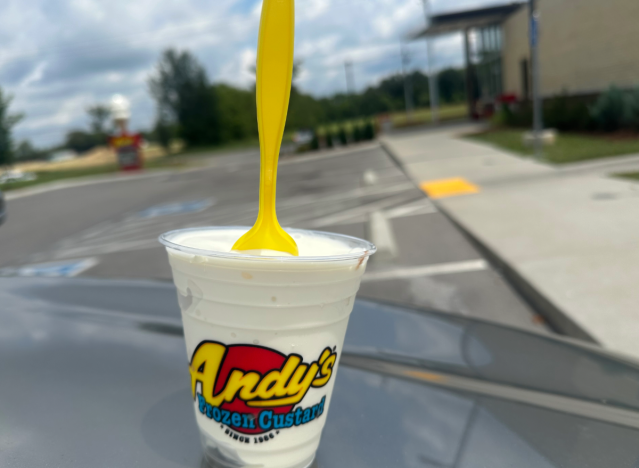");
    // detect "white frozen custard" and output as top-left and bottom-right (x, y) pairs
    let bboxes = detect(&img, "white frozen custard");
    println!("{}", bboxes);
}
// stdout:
(160, 227), (376, 468)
